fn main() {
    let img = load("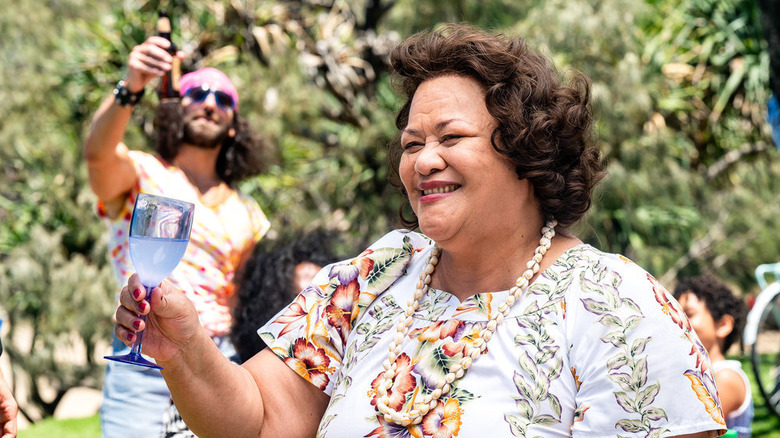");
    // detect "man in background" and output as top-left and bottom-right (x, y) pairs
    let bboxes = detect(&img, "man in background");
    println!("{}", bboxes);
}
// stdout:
(83, 35), (274, 437)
